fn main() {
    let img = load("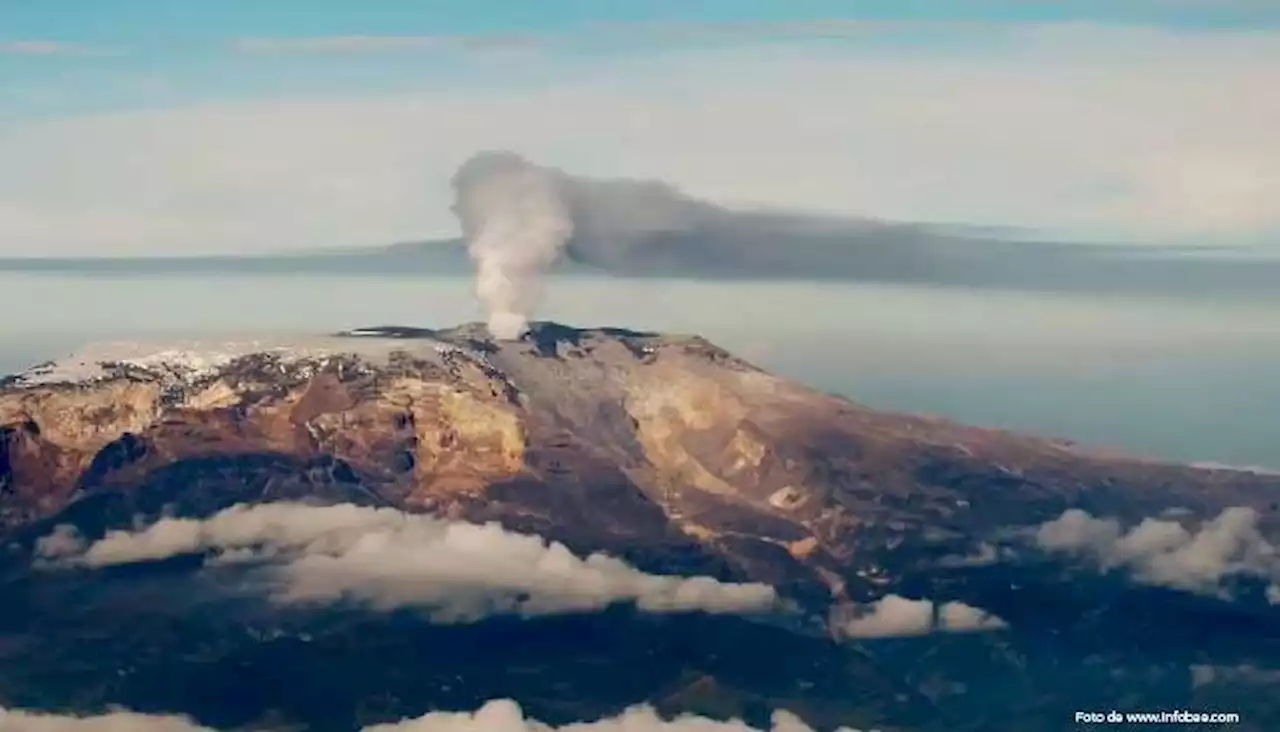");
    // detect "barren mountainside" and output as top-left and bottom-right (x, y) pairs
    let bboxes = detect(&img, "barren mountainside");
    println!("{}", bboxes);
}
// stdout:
(4, 322), (1279, 606)
(4, 322), (1280, 731)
